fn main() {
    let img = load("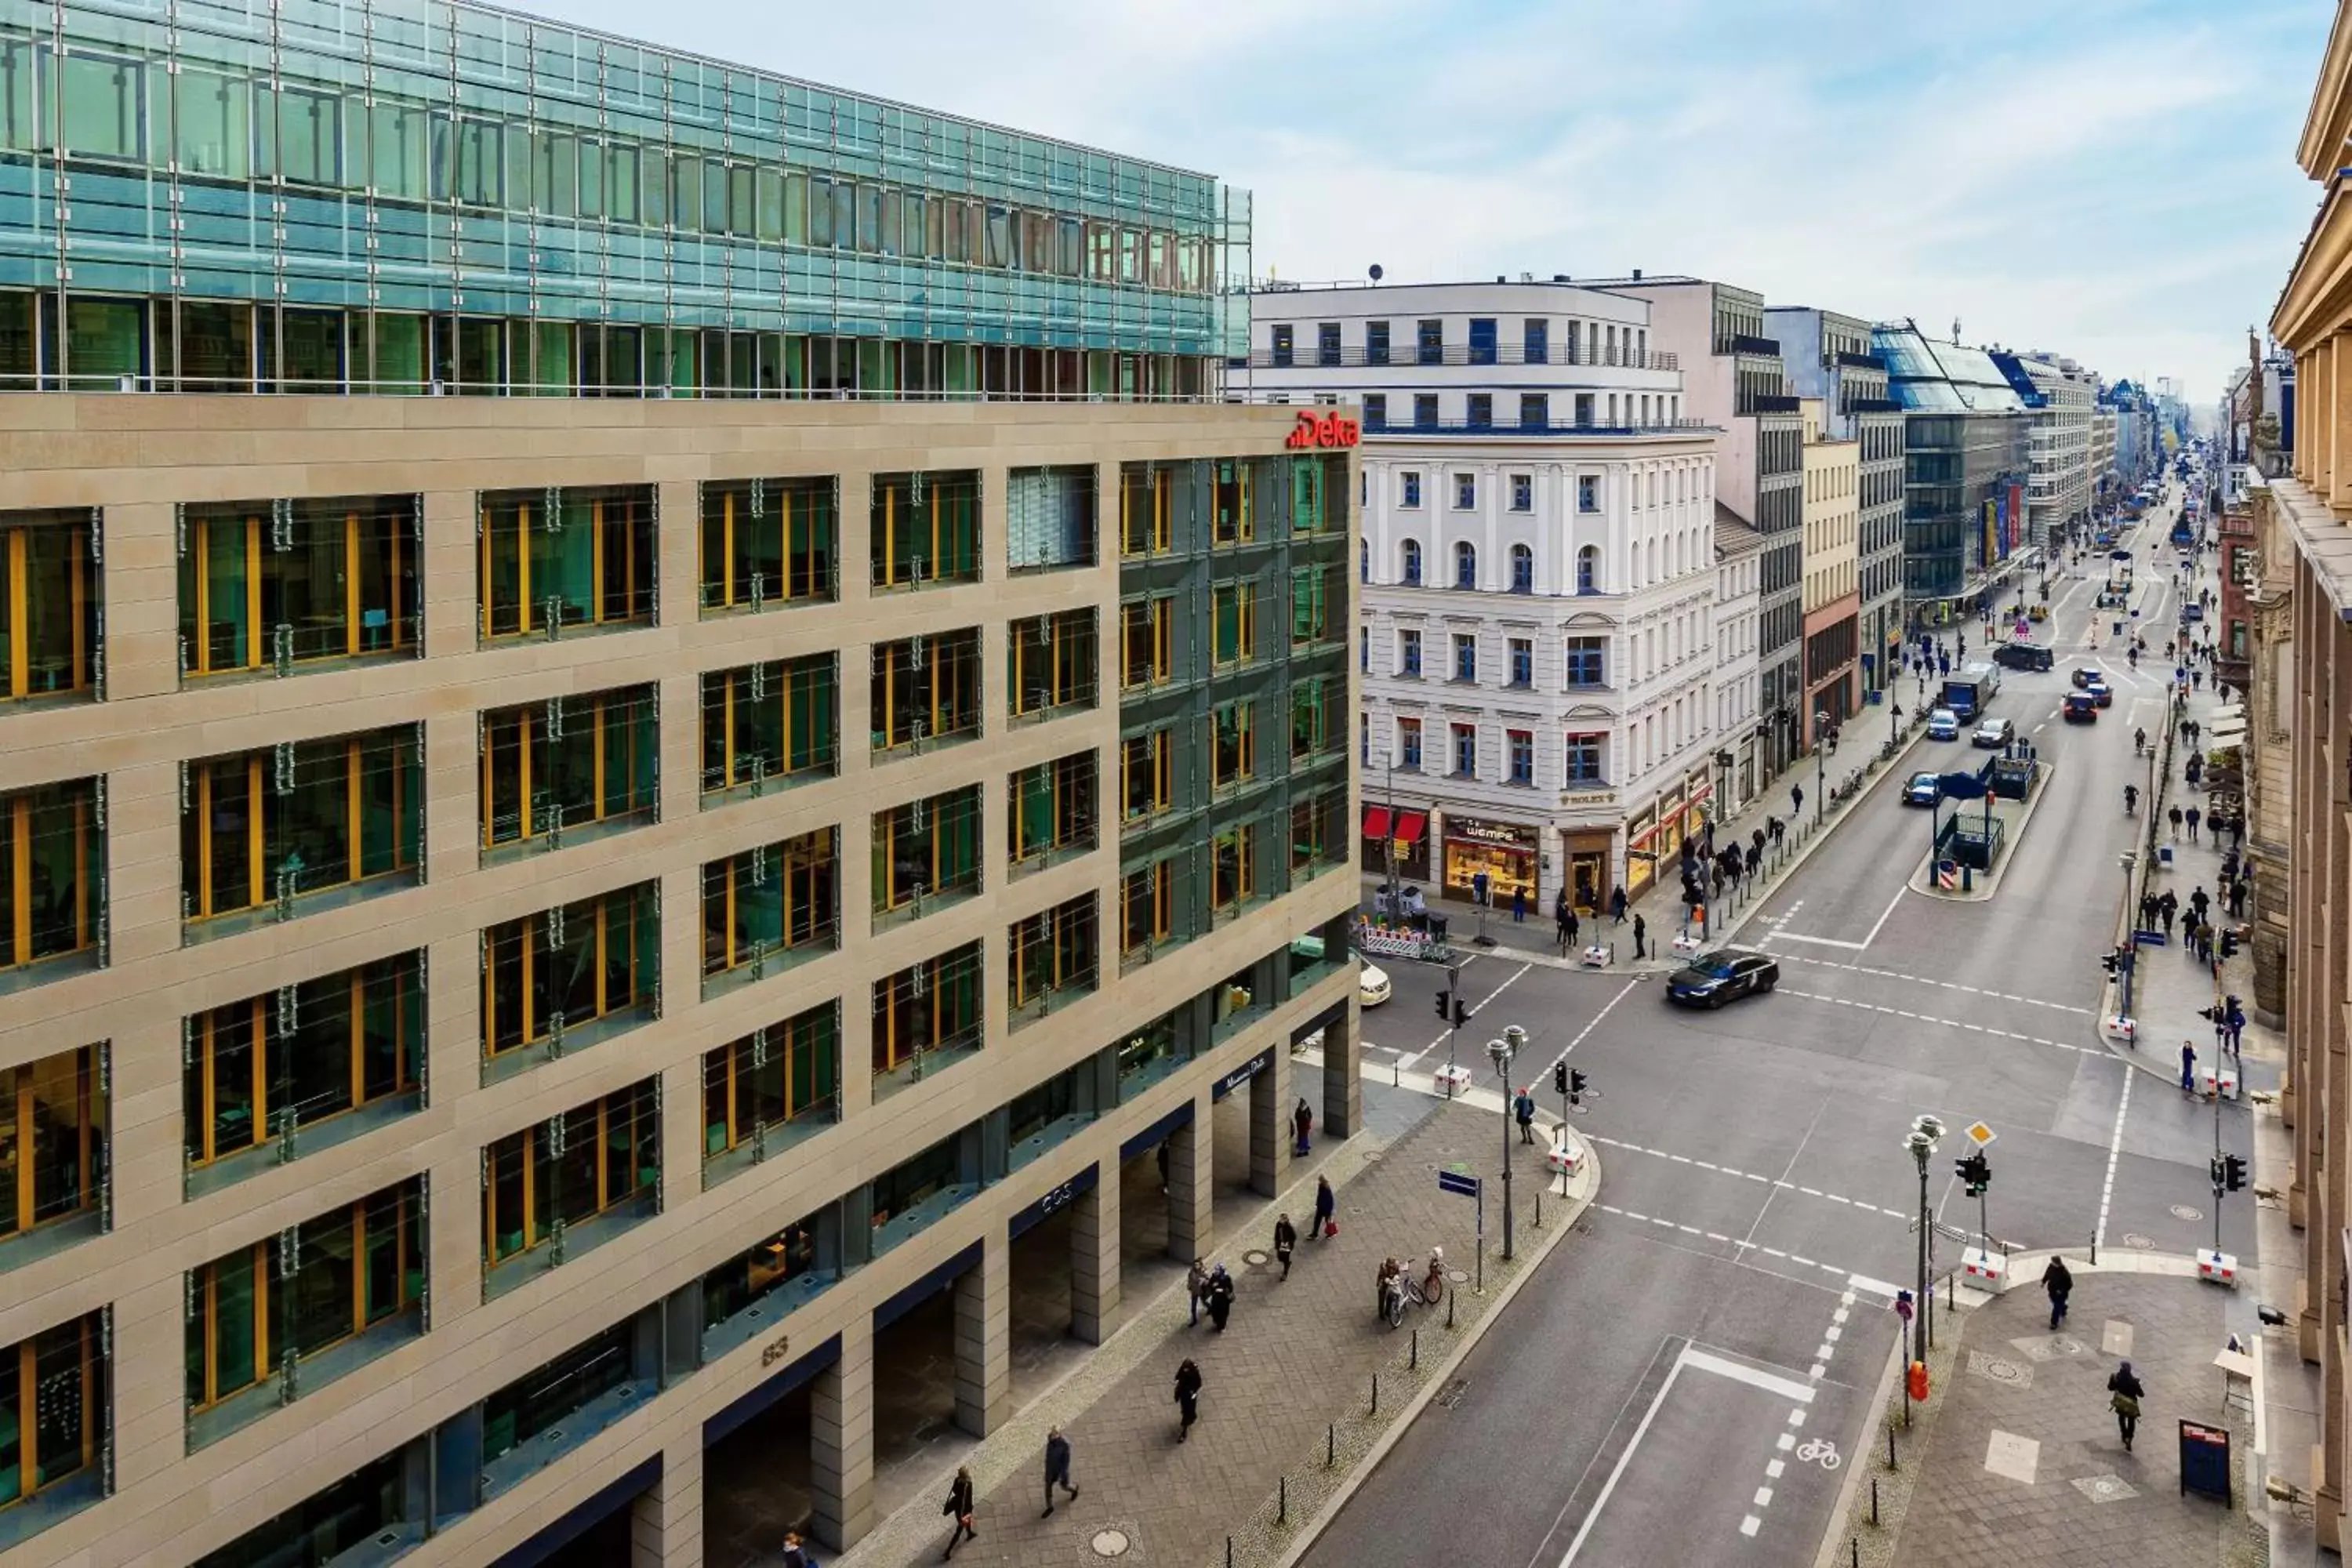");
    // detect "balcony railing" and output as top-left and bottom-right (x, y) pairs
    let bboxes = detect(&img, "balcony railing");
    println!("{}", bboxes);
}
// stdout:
(1245, 345), (1678, 372)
